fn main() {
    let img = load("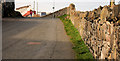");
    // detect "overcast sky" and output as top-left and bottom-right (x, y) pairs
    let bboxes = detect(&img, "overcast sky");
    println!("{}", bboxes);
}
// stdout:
(15, 0), (120, 13)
